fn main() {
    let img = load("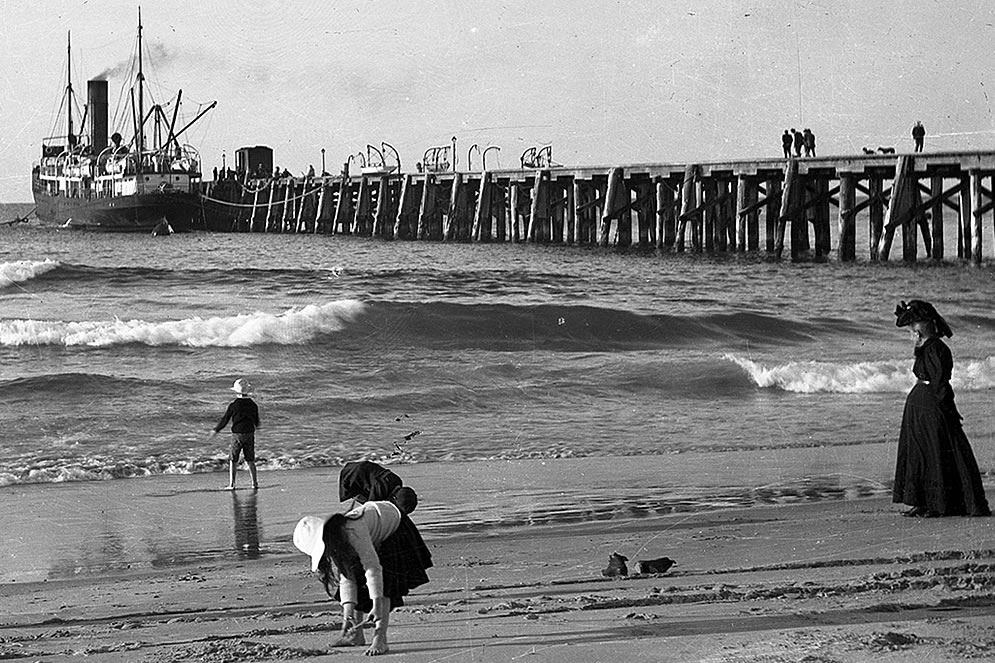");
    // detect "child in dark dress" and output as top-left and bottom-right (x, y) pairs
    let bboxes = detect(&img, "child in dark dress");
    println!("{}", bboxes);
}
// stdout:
(339, 460), (417, 511)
